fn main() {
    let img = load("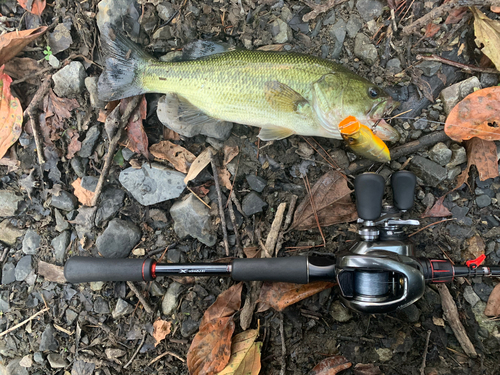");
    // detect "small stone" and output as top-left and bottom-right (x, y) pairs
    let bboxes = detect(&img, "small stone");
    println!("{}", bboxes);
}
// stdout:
(480, 72), (499, 88)
(47, 353), (68, 368)
(162, 282), (183, 315)
(170, 194), (216, 246)
(71, 157), (85, 177)
(413, 118), (428, 130)
(428, 142), (452, 166)
(51, 191), (78, 211)
(96, 0), (141, 40)
(51, 231), (70, 264)
(150, 281), (166, 297)
(386, 58), (402, 74)
(446, 144), (467, 168)
(418, 60), (441, 77)
(181, 318), (200, 337)
(447, 166), (461, 181)
(54, 209), (69, 232)
(476, 195), (492, 208)
(95, 188), (125, 226)
(65, 309), (78, 325)
(166, 248), (182, 263)
(15, 255), (33, 282)
(6, 359), (28, 375)
(463, 286), (480, 307)
(48, 23), (72, 55)
(157, 2), (174, 21)
(0, 190), (23, 216)
(440, 77), (481, 115)
(0, 219), (24, 245)
(473, 283), (494, 302)
(19, 355), (32, 368)
(33, 352), (44, 364)
(96, 218), (141, 258)
(22, 229), (40, 255)
(112, 298), (134, 318)
(48, 54), (60, 68)
(105, 348), (126, 360)
(409, 156), (447, 187)
(356, 0), (384, 21)
(271, 18), (292, 43)
(39, 325), (58, 352)
(2, 262), (16, 284)
(323, 10), (335, 25)
(0, 291), (10, 312)
(246, 175), (267, 193)
(79, 126), (101, 158)
(242, 192), (267, 216)
(346, 15), (363, 38)
(52, 61), (86, 98)
(85, 77), (106, 109)
(422, 193), (435, 208)
(459, 76), (481, 99)
(119, 163), (186, 206)
(375, 348), (393, 362)
(397, 304), (421, 323)
(330, 300), (352, 322)
(132, 247), (145, 256)
(94, 297), (110, 314)
(330, 149), (349, 169)
(354, 33), (378, 65)
(152, 26), (172, 40)
(90, 281), (104, 291)
(329, 19), (346, 59)
(81, 176), (99, 192)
